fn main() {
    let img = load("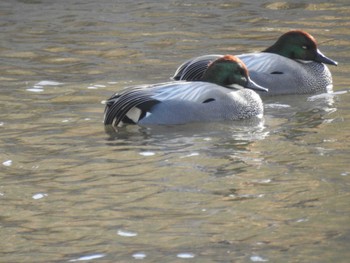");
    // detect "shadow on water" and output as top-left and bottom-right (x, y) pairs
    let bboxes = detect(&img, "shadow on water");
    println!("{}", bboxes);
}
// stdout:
(103, 117), (269, 153)
(105, 116), (266, 138)
(102, 118), (269, 181)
